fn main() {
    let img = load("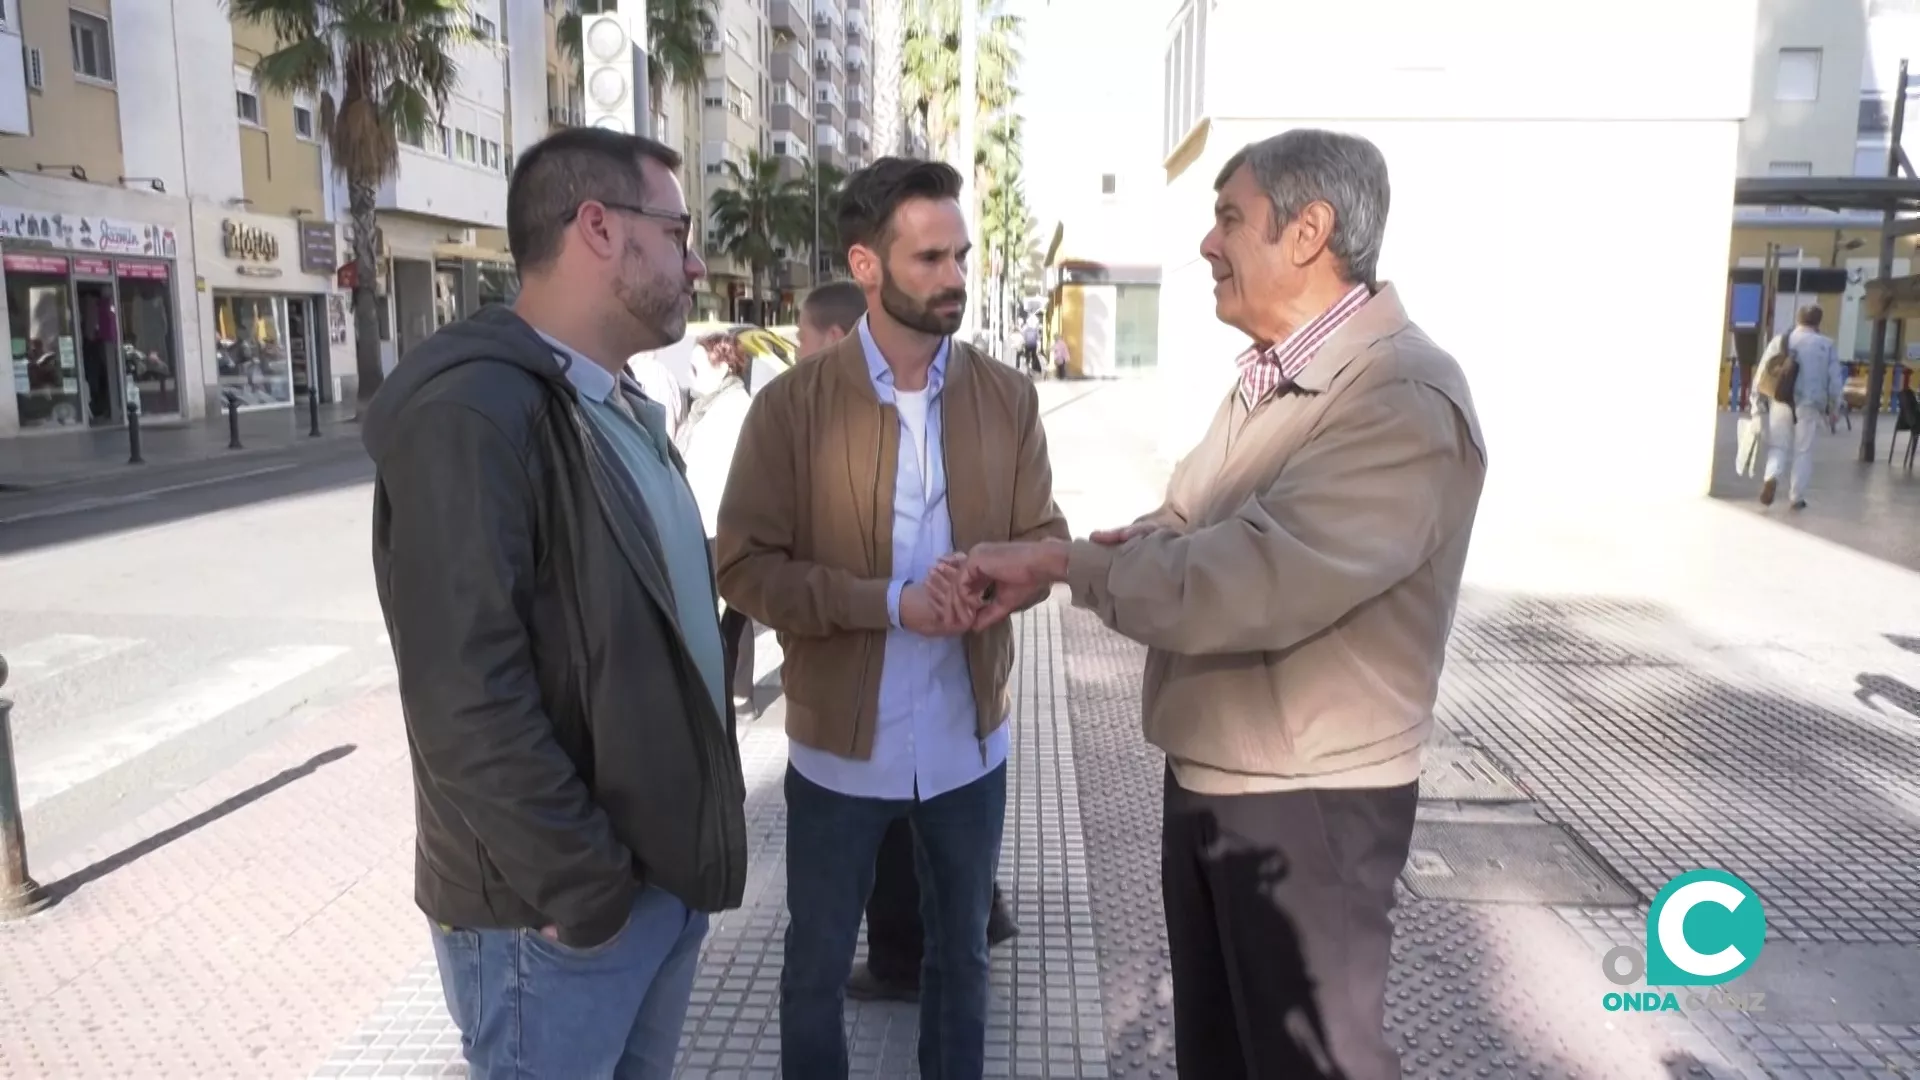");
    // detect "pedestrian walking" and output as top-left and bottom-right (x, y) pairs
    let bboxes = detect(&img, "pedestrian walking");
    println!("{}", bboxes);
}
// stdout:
(1754, 304), (1844, 510)
(715, 157), (1069, 1080)
(361, 127), (747, 1080)
(953, 129), (1488, 1080)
